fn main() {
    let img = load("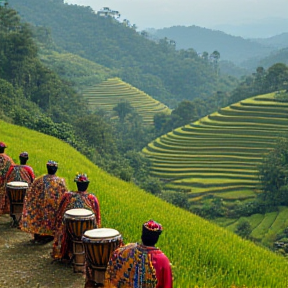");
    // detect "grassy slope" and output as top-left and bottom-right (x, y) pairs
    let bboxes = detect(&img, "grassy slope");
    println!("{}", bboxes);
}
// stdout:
(81, 77), (171, 124)
(143, 92), (288, 200)
(39, 50), (116, 91)
(1, 120), (288, 287)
